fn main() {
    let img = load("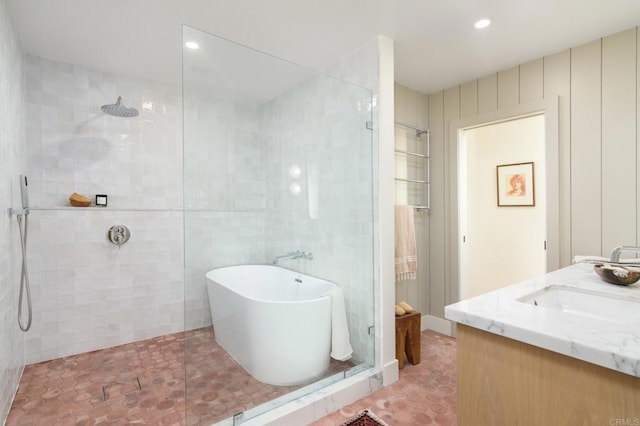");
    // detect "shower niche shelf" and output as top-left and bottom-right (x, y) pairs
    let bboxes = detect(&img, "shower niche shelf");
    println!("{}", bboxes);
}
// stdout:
(31, 206), (181, 212)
